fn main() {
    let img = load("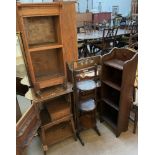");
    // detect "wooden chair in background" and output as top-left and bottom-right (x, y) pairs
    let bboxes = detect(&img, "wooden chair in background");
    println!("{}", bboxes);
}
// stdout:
(90, 27), (118, 55)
